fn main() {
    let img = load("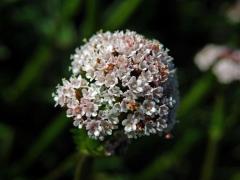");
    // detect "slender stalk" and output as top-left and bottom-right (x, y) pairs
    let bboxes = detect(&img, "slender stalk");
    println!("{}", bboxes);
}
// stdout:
(200, 96), (224, 180)
(74, 153), (94, 180)
(74, 153), (87, 180)
(200, 137), (218, 180)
